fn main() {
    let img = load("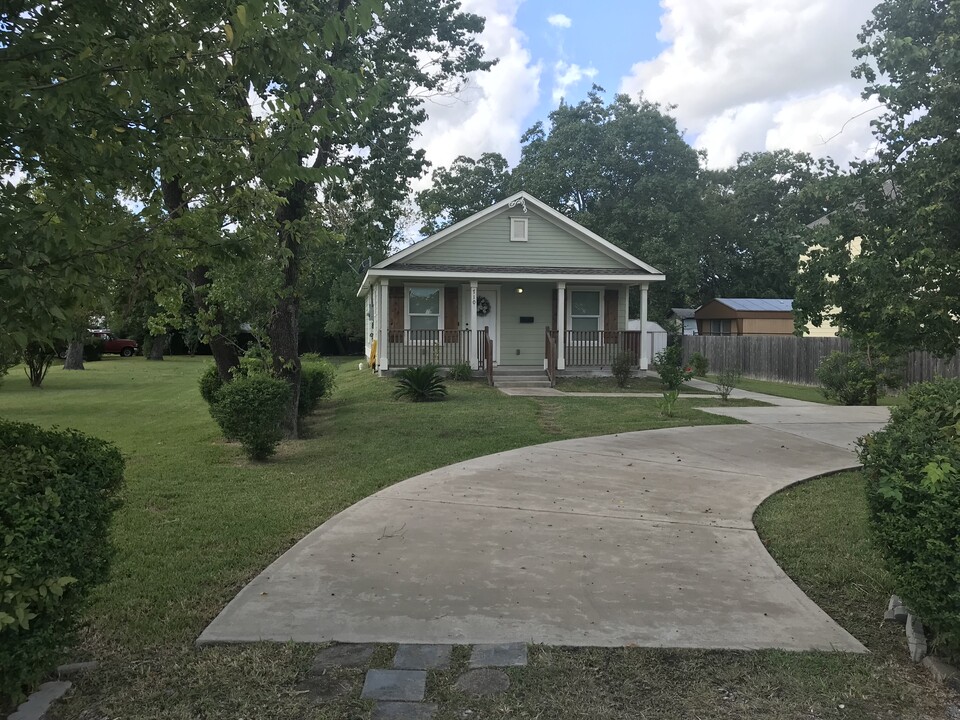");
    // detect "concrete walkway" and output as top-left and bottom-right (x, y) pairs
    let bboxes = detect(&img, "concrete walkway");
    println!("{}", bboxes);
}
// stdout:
(200, 401), (889, 653)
